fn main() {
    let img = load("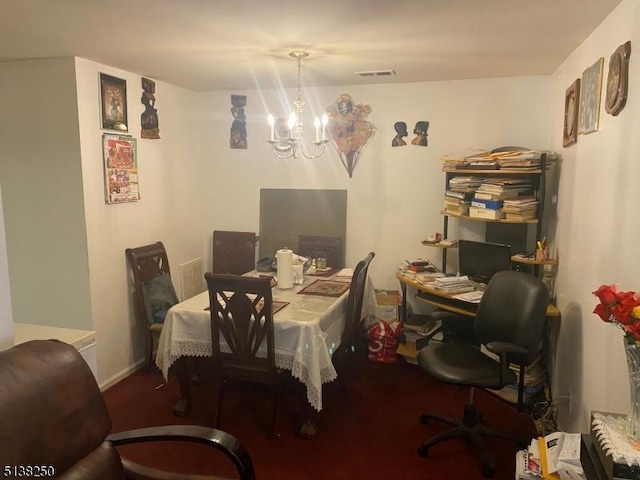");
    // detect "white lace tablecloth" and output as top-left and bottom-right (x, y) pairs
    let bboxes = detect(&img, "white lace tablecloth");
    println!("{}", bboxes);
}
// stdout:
(156, 274), (376, 411)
